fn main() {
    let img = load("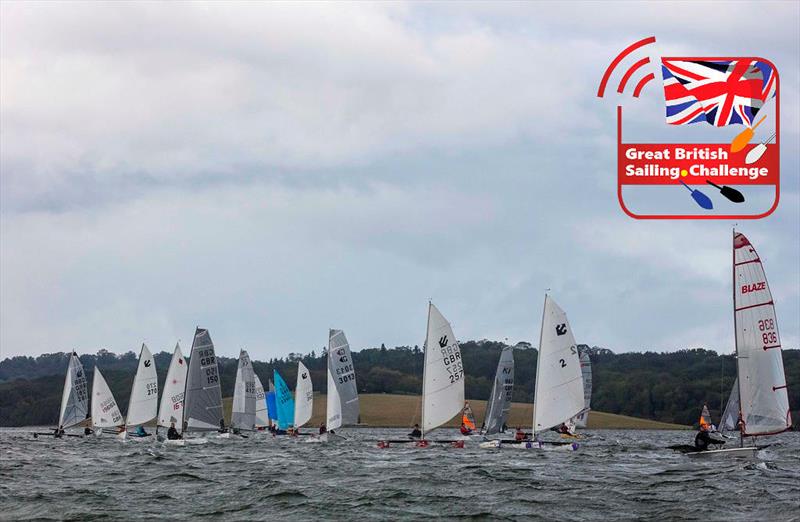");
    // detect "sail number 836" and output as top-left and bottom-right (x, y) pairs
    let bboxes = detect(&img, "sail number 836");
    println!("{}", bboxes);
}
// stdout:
(758, 319), (777, 345)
